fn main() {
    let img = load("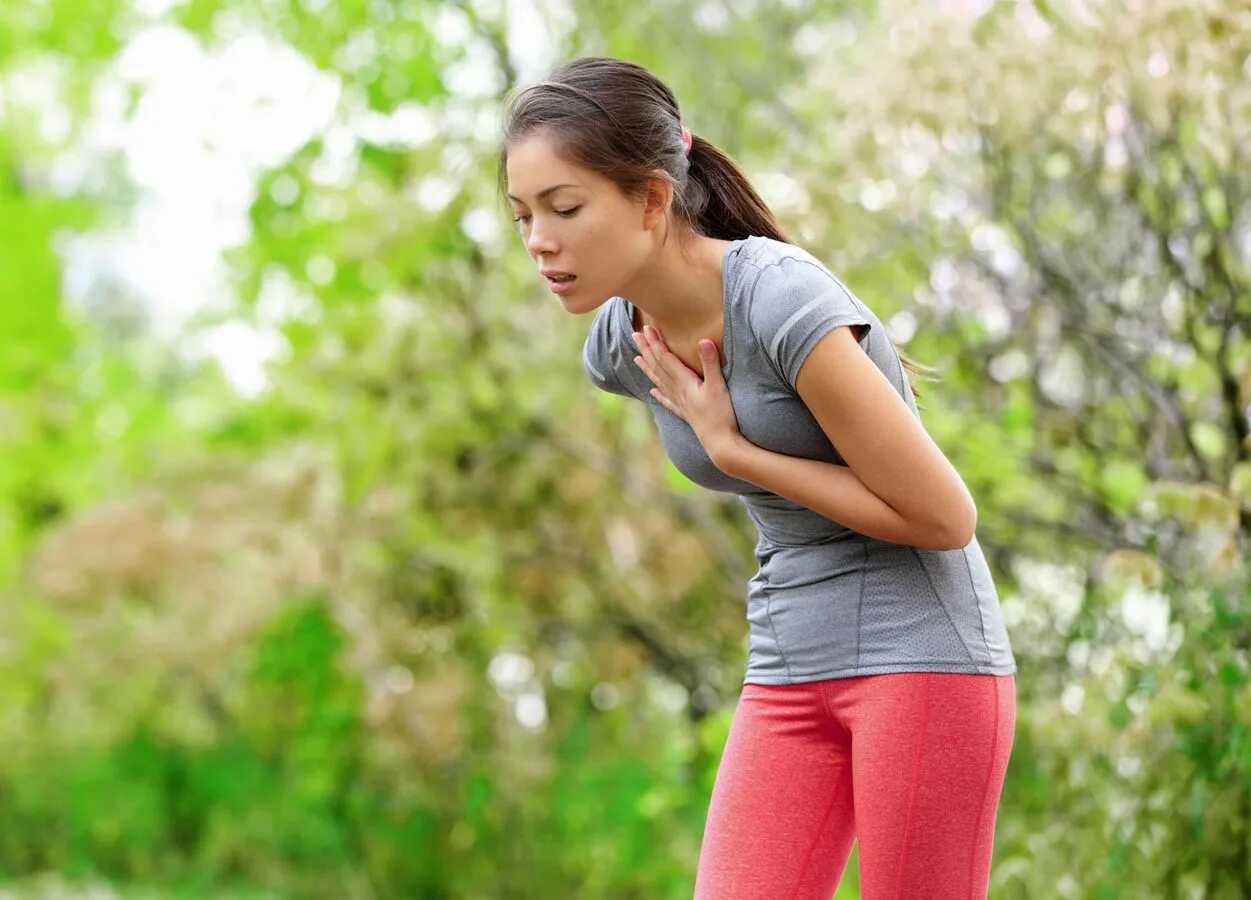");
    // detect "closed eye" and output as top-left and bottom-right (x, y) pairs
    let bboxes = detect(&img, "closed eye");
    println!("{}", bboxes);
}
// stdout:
(512, 206), (581, 225)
